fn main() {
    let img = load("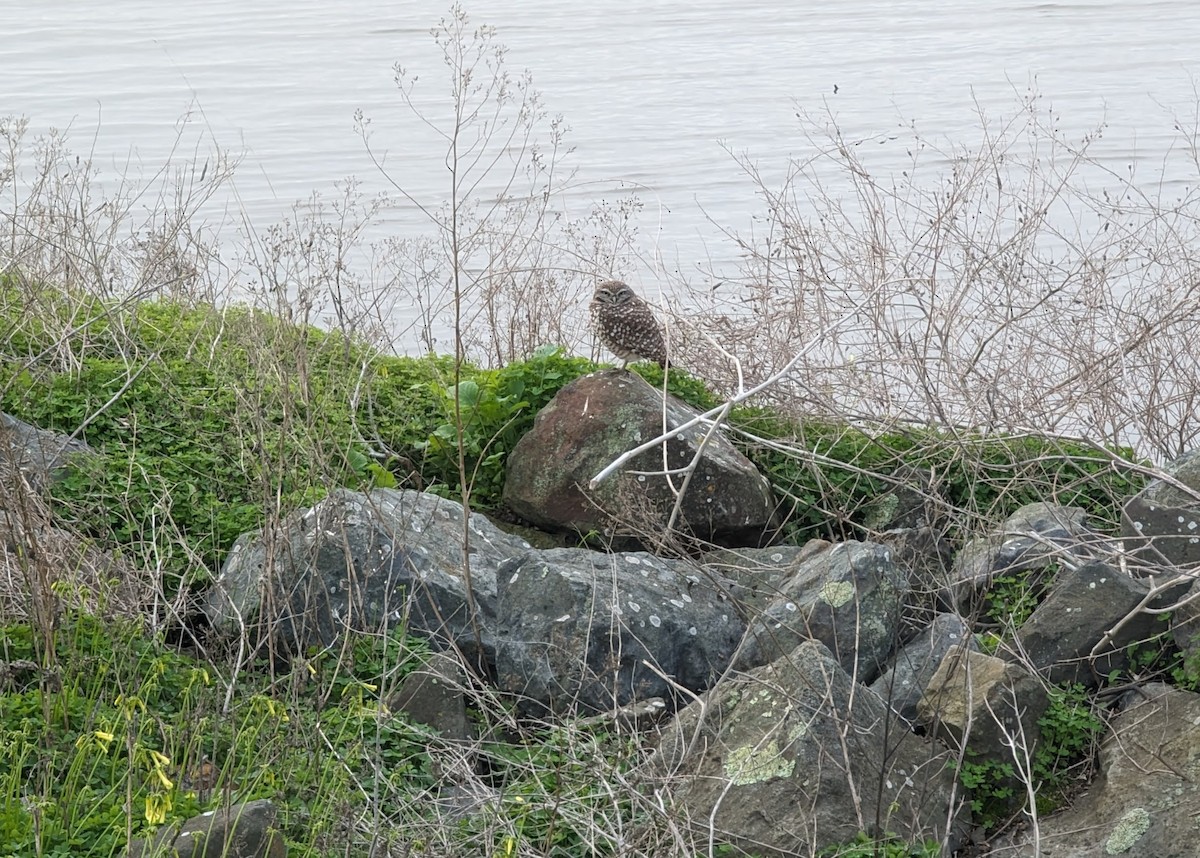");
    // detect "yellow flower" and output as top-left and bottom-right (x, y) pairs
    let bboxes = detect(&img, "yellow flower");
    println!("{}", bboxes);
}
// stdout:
(154, 767), (174, 790)
(144, 793), (172, 825)
(116, 695), (146, 716)
(74, 730), (116, 751)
